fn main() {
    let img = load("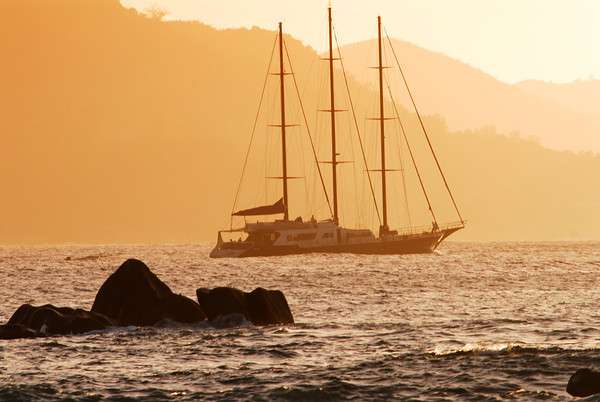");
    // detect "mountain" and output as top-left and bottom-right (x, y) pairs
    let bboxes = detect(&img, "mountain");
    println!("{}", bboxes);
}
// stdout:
(338, 39), (600, 153)
(516, 79), (600, 118)
(0, 0), (599, 243)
